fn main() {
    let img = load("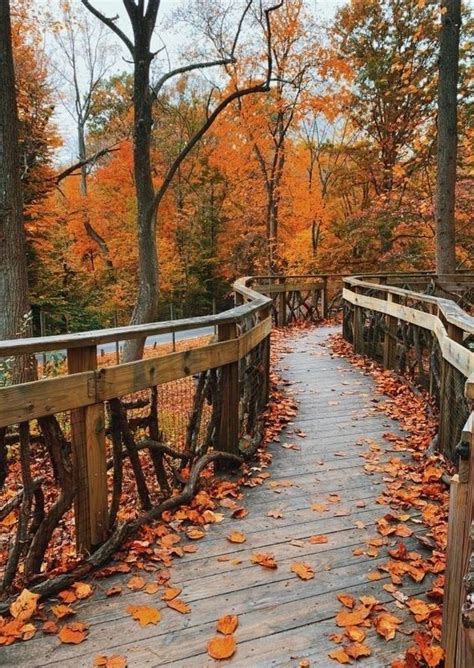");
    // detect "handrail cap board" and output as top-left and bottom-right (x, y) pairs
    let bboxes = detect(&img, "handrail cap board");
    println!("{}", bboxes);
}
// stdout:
(0, 296), (271, 356)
